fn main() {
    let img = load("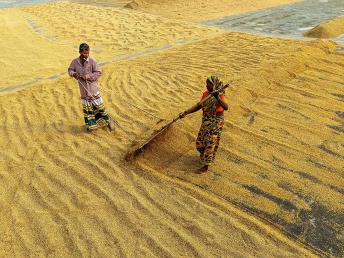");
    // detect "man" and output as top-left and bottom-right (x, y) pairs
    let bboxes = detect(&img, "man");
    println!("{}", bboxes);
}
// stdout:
(179, 76), (228, 173)
(68, 43), (114, 132)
